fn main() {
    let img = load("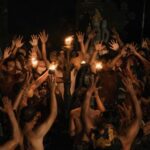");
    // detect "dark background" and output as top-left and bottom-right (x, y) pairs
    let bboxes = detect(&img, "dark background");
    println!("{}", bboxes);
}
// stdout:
(7, 0), (150, 49)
